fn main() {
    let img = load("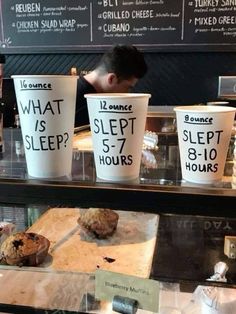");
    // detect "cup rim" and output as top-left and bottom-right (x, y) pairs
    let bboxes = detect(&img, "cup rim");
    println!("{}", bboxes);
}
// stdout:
(206, 101), (229, 106)
(84, 93), (151, 98)
(174, 105), (236, 113)
(11, 75), (78, 79)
